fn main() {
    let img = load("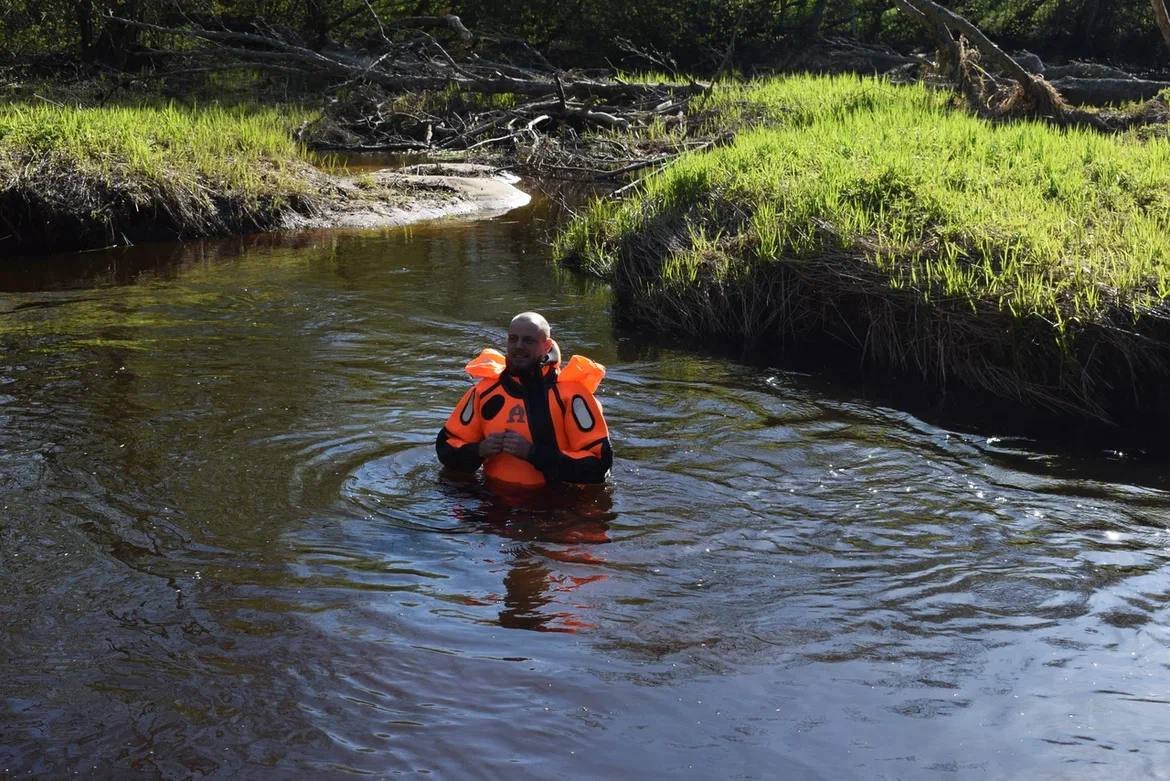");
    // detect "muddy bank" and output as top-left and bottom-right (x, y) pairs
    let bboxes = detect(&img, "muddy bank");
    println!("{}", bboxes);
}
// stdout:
(0, 161), (529, 258)
(285, 163), (530, 231)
